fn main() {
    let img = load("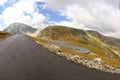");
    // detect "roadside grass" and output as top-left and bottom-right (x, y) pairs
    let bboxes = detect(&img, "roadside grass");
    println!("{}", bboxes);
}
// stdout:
(61, 47), (120, 68)
(0, 32), (11, 41)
